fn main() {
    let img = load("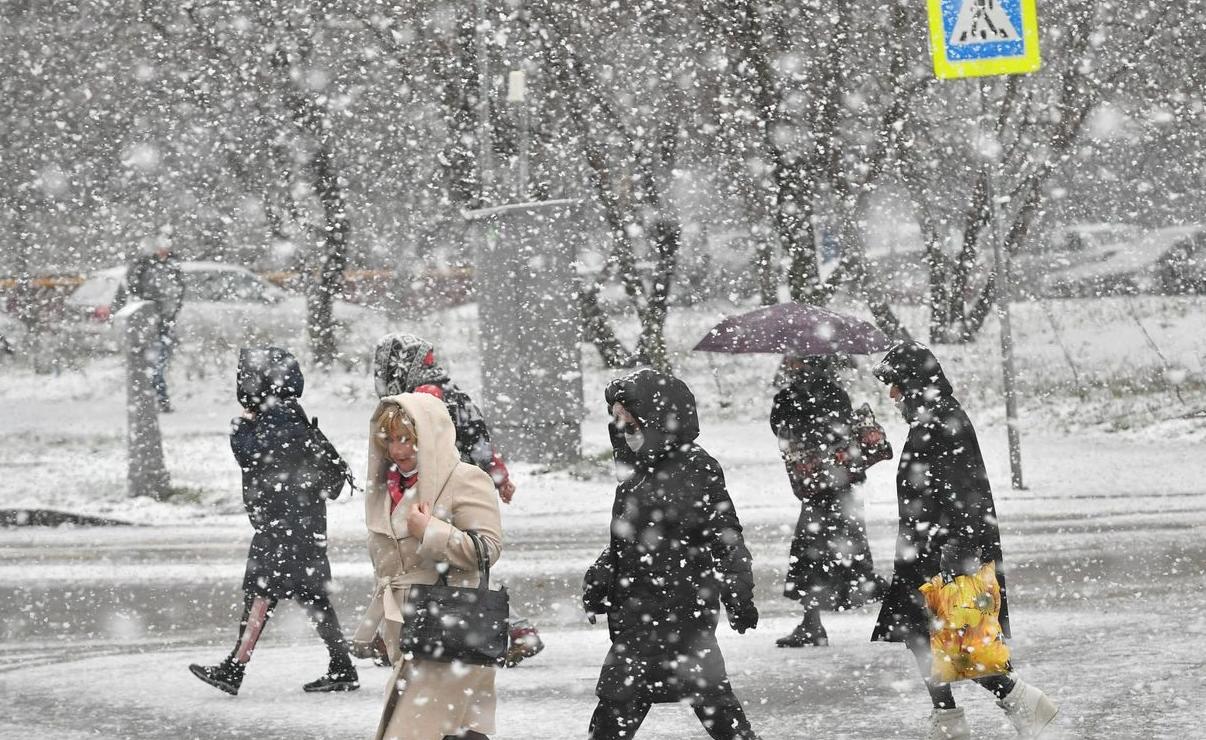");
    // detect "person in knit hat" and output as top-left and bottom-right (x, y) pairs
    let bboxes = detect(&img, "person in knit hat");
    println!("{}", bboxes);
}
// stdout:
(373, 333), (515, 502)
